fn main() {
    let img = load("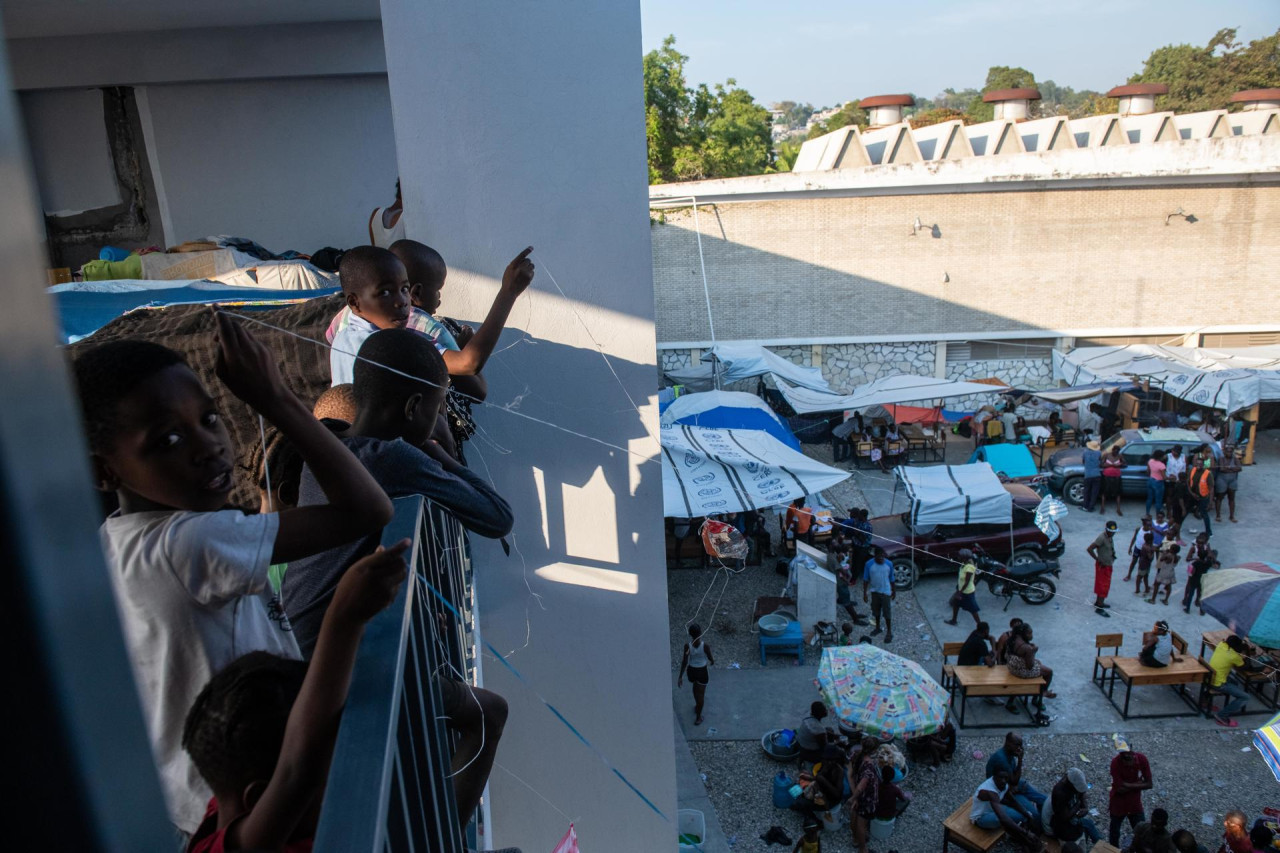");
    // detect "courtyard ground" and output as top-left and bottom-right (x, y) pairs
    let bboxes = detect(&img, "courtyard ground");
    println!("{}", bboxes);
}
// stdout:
(669, 428), (1280, 853)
